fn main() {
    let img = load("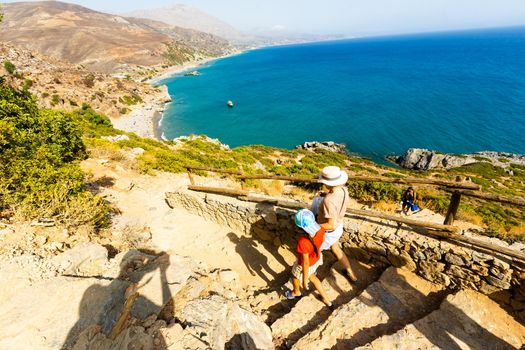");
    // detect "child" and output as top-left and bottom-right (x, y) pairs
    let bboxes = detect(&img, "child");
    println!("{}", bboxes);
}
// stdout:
(286, 209), (334, 310)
